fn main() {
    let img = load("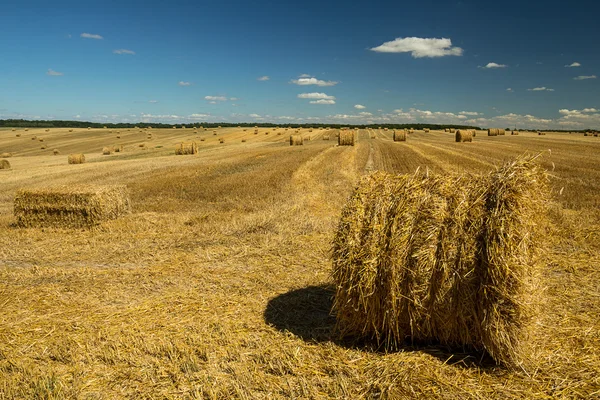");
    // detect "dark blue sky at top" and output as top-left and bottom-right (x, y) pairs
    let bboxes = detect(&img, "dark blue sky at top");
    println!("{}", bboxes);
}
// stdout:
(1, 0), (599, 128)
